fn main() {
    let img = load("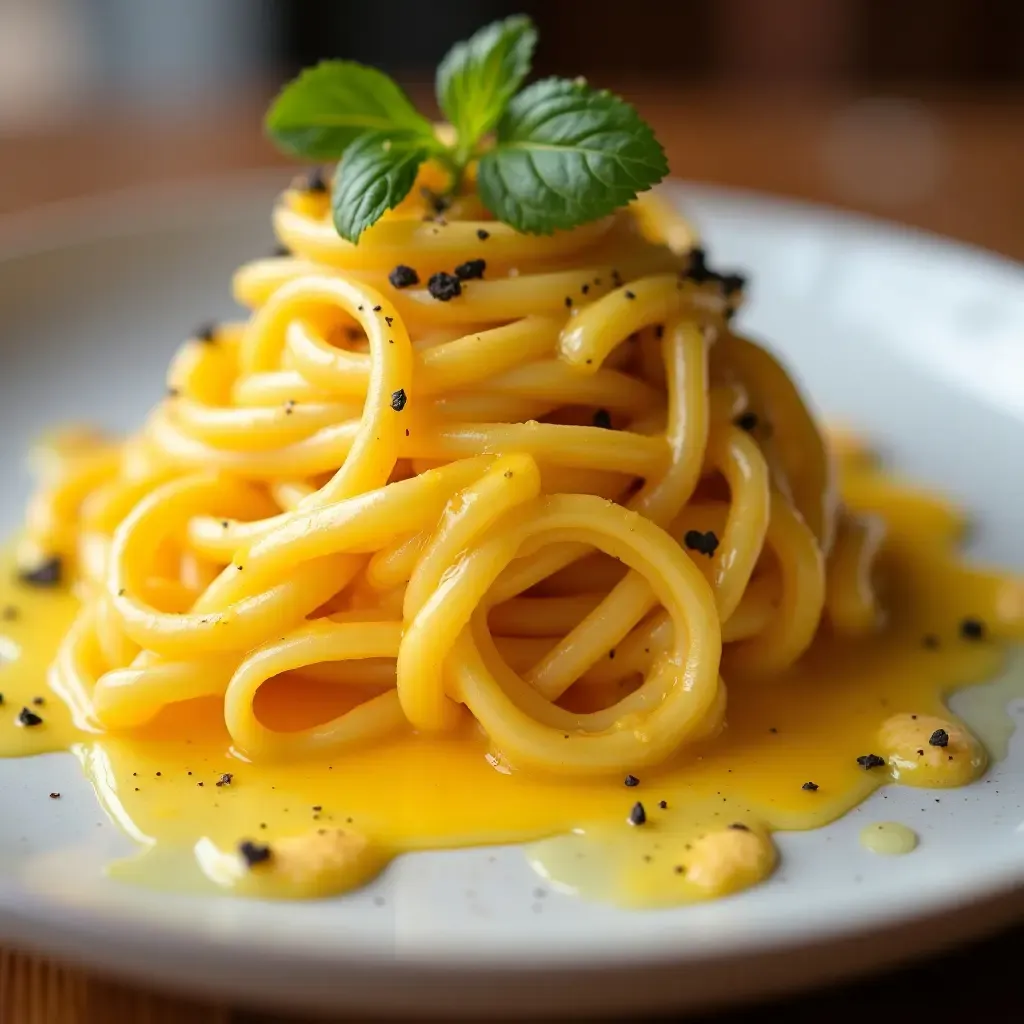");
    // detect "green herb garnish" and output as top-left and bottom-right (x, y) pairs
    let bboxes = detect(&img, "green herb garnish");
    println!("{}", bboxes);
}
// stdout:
(265, 15), (668, 243)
